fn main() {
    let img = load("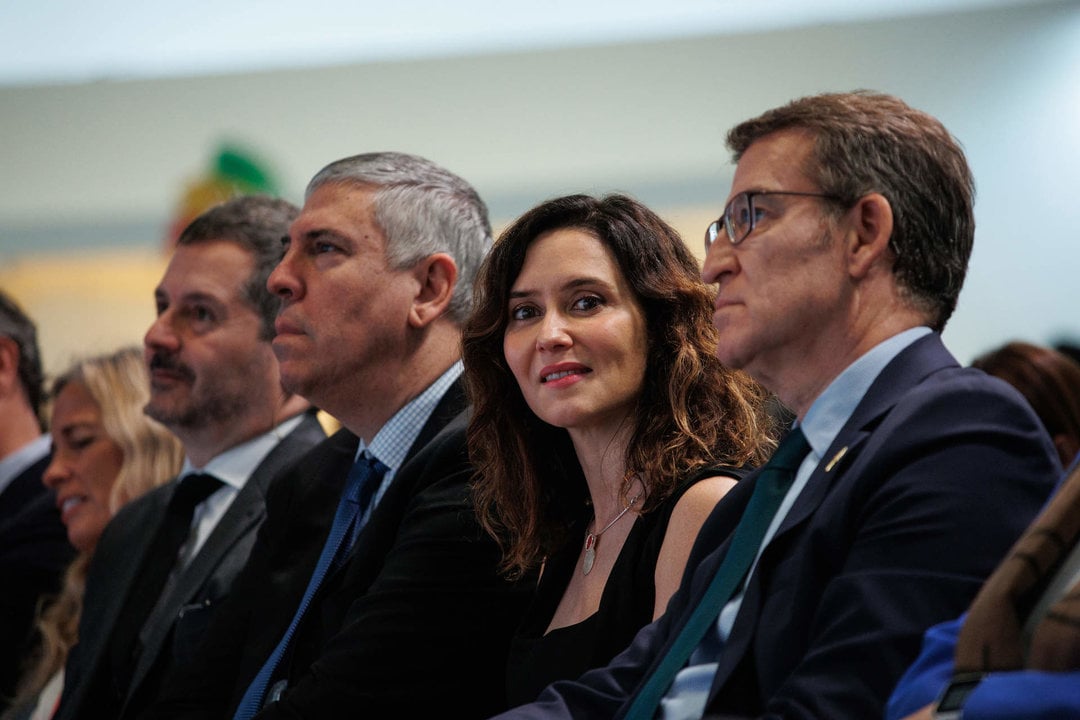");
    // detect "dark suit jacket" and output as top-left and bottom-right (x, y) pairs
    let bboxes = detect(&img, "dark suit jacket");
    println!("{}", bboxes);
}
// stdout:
(144, 382), (532, 719)
(0, 451), (73, 711)
(498, 333), (1061, 720)
(53, 411), (326, 720)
